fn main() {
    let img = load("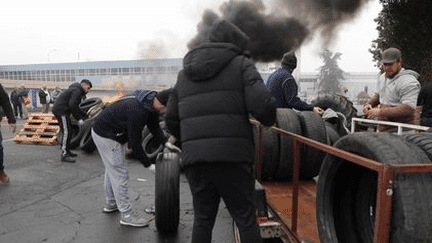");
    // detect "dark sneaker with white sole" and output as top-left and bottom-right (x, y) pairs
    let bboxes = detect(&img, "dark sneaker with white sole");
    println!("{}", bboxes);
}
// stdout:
(103, 203), (118, 213)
